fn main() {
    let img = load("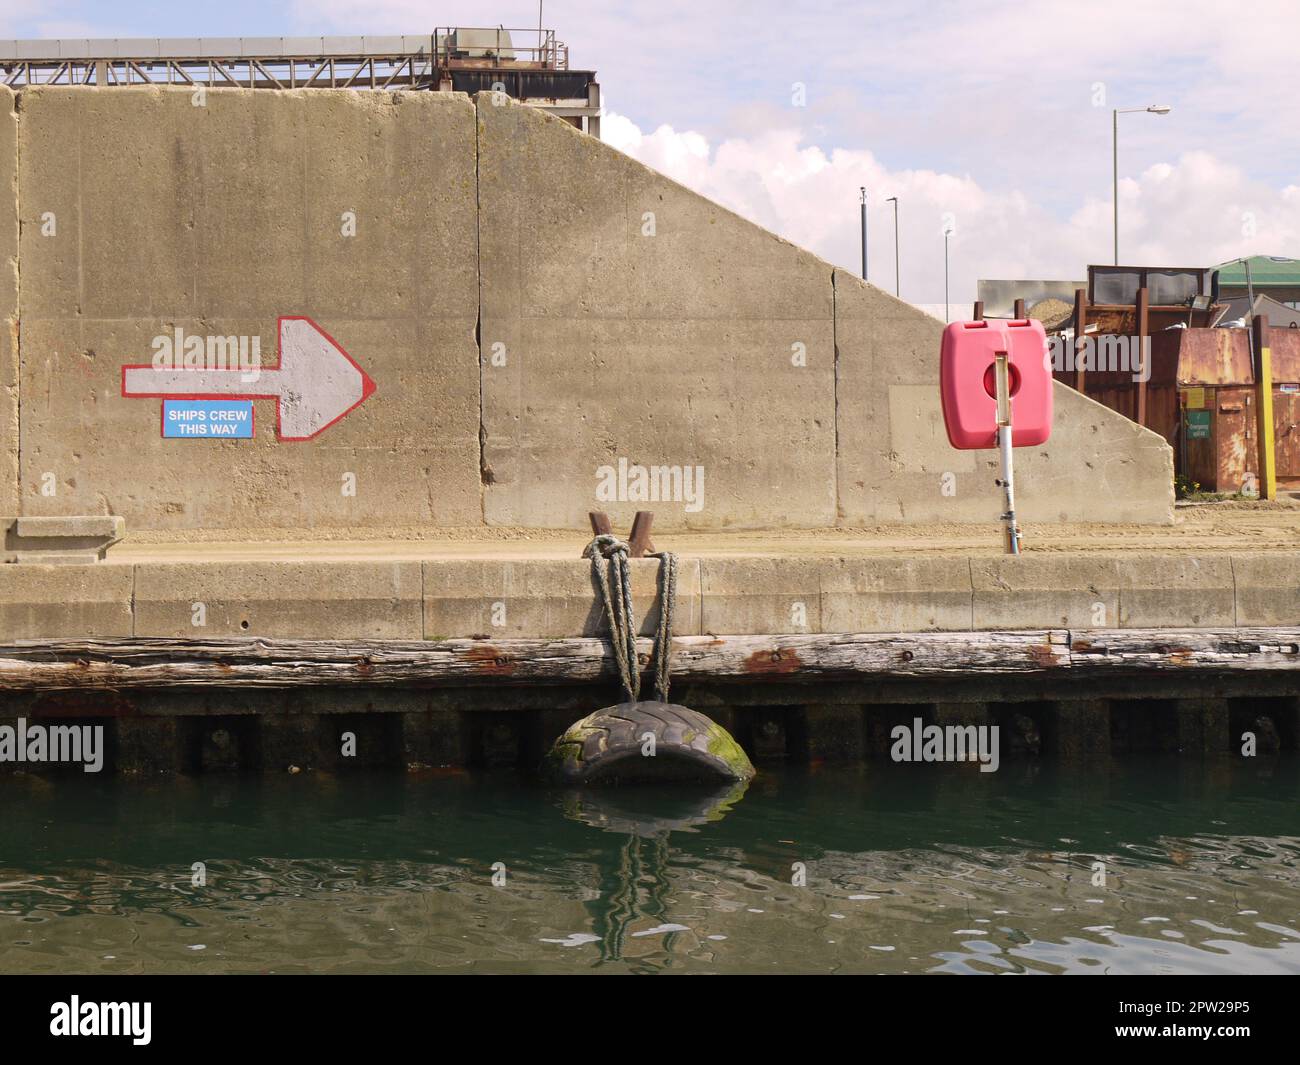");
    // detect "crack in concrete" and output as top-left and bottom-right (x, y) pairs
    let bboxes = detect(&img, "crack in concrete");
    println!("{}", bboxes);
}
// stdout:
(474, 99), (490, 514)
(11, 90), (20, 517)
(832, 267), (841, 526)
